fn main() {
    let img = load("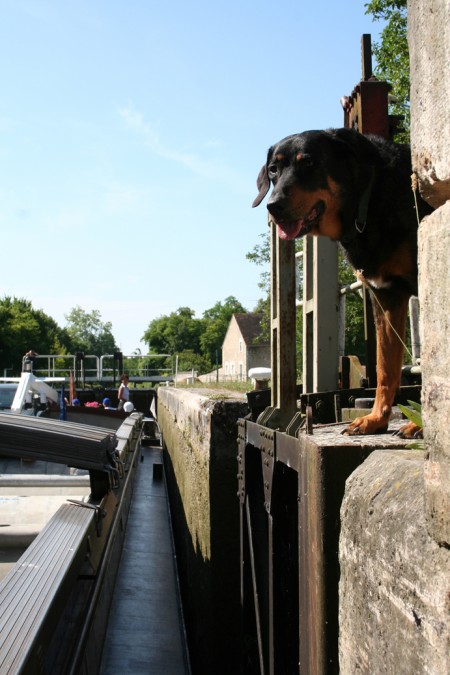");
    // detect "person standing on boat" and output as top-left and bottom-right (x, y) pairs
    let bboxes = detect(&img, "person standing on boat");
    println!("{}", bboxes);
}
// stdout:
(117, 373), (130, 411)
(23, 349), (38, 373)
